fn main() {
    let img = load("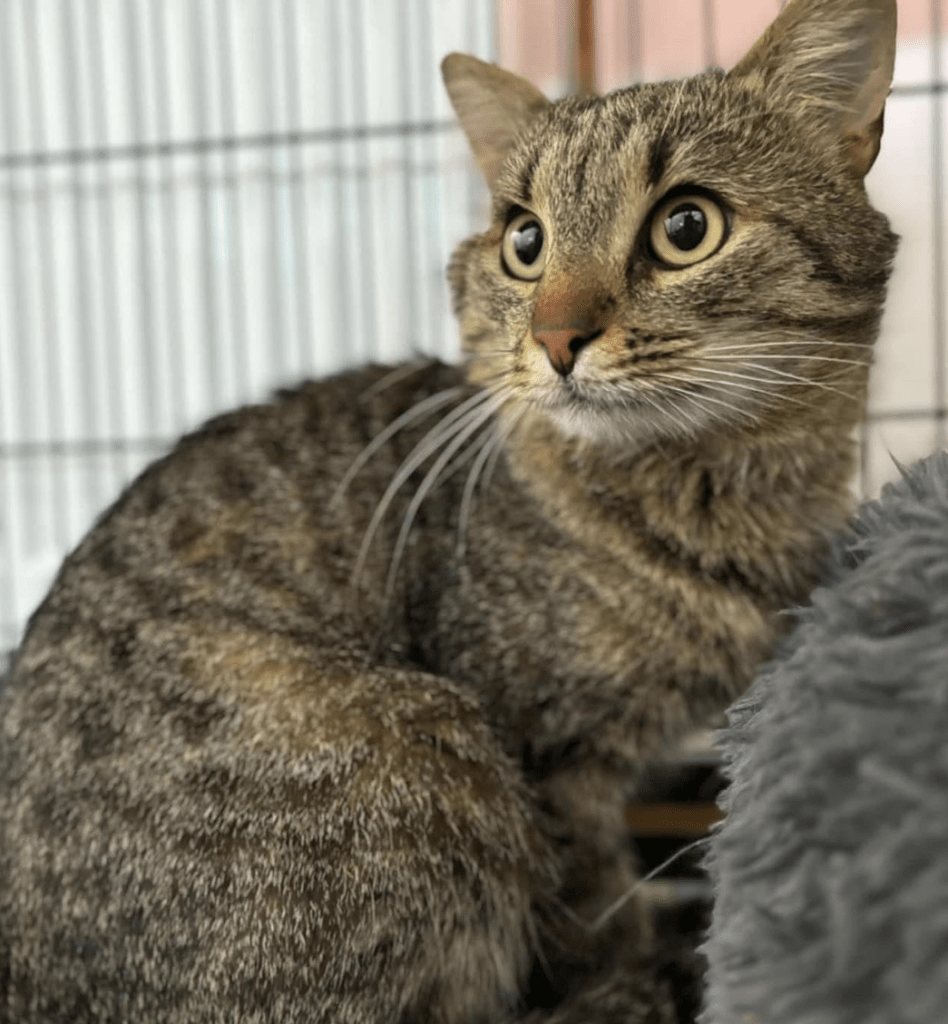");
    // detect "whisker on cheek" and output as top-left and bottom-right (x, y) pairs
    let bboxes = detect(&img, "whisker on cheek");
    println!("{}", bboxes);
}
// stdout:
(383, 390), (512, 601)
(351, 388), (505, 587)
(331, 386), (468, 508)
